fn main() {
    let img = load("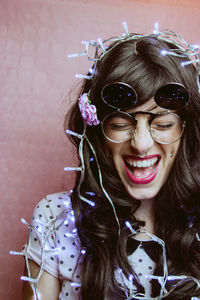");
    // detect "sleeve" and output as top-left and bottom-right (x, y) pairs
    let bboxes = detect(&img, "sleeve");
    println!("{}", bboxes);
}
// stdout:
(26, 196), (61, 278)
